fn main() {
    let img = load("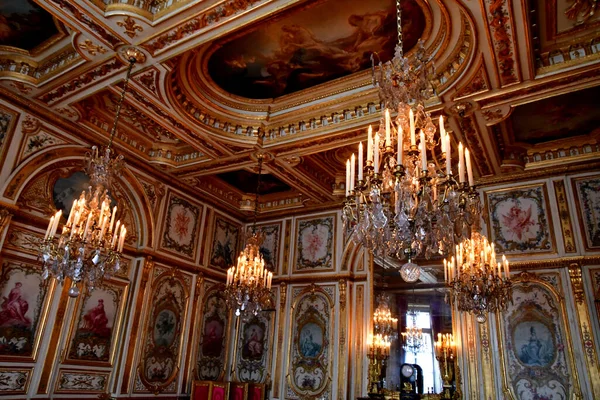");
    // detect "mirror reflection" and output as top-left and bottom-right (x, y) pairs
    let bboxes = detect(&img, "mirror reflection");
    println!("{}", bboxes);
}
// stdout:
(371, 261), (457, 400)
